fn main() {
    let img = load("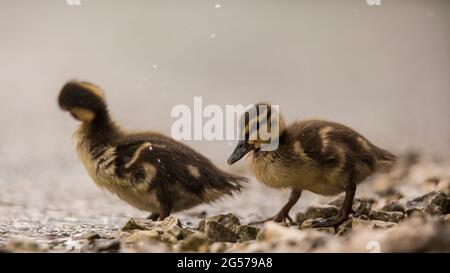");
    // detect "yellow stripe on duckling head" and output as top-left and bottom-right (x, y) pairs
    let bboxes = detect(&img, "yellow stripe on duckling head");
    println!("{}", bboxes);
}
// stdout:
(77, 81), (105, 99)
(71, 107), (95, 122)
